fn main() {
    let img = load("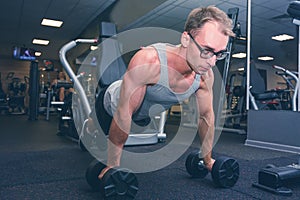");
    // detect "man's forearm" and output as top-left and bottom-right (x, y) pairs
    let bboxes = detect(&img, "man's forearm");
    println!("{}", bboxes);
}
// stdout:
(106, 117), (129, 167)
(107, 140), (124, 167)
(198, 116), (214, 165)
